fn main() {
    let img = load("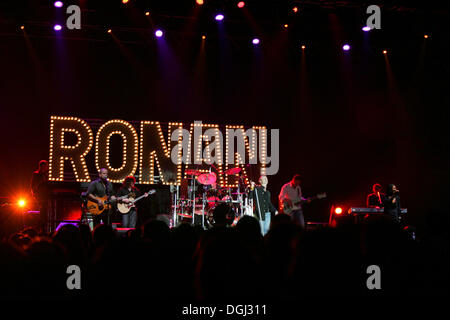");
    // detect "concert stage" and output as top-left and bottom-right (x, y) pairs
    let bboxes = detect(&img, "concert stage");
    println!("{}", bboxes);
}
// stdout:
(0, 0), (449, 304)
